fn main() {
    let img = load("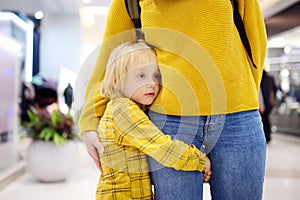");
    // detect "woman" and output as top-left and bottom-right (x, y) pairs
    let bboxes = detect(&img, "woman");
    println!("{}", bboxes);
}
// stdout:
(79, 0), (267, 199)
